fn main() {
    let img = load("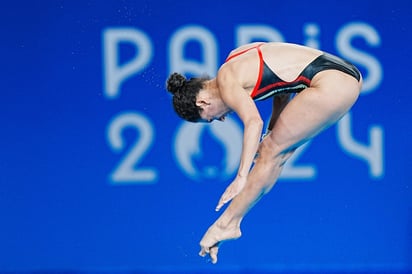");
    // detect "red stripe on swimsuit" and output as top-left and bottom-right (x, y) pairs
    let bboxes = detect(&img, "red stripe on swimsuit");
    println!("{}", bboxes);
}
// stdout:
(225, 43), (311, 101)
